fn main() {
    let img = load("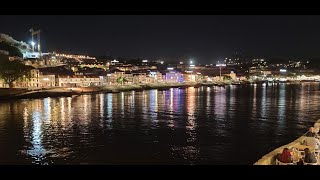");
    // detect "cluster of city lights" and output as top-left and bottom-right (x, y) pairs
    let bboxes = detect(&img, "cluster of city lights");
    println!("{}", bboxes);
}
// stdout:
(54, 53), (96, 60)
